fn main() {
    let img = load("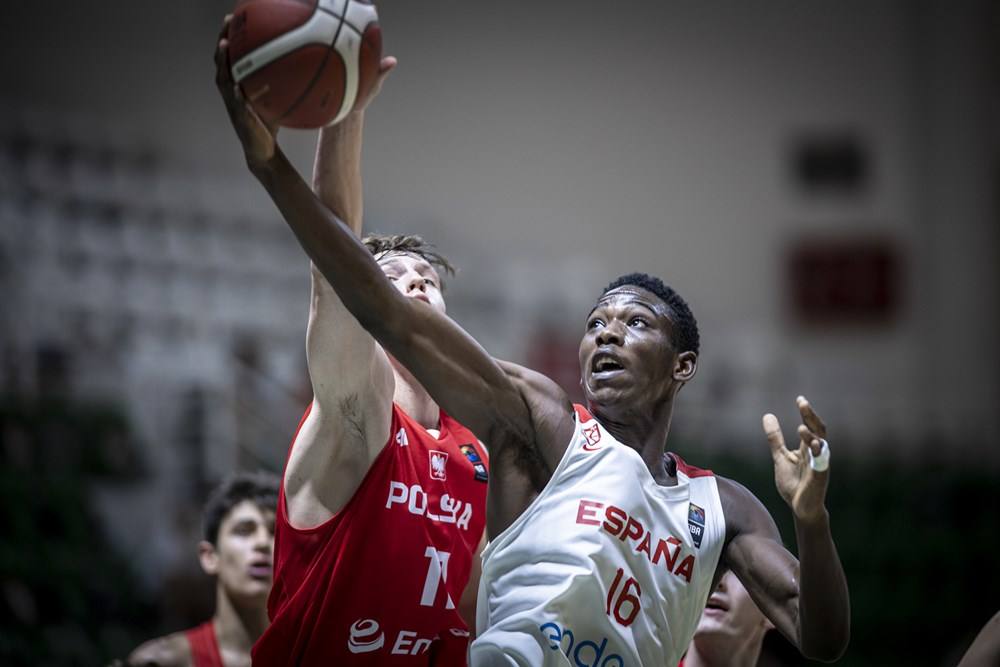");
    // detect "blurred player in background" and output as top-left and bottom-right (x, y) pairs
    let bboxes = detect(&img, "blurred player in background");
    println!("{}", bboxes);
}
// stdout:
(213, 18), (491, 665)
(126, 471), (278, 667)
(216, 18), (849, 667)
(679, 571), (773, 667)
